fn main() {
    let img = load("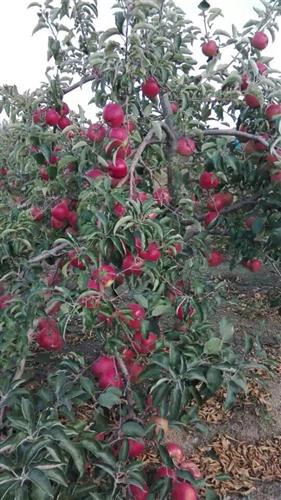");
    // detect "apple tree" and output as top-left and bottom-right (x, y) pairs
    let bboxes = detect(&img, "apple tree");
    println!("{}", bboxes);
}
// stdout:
(1, 0), (281, 498)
